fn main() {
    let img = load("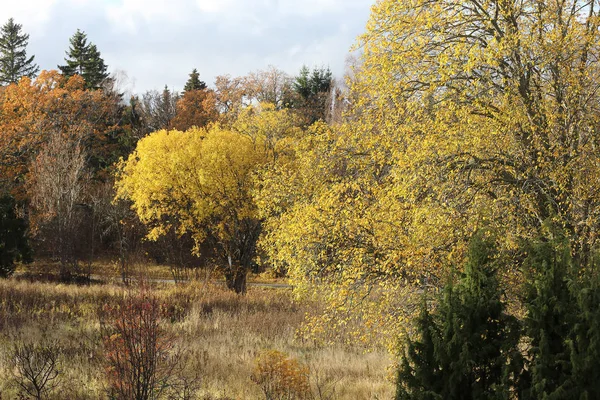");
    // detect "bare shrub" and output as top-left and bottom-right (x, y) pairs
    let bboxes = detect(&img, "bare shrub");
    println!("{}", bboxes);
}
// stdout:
(8, 337), (61, 400)
(163, 351), (204, 400)
(304, 357), (339, 400)
(28, 133), (90, 280)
